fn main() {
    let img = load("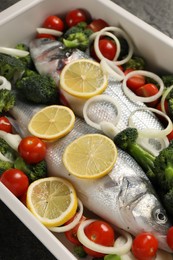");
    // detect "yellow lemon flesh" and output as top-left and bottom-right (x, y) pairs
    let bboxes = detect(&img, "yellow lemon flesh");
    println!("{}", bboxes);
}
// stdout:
(28, 105), (75, 141)
(26, 177), (78, 227)
(60, 59), (108, 98)
(63, 134), (117, 179)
